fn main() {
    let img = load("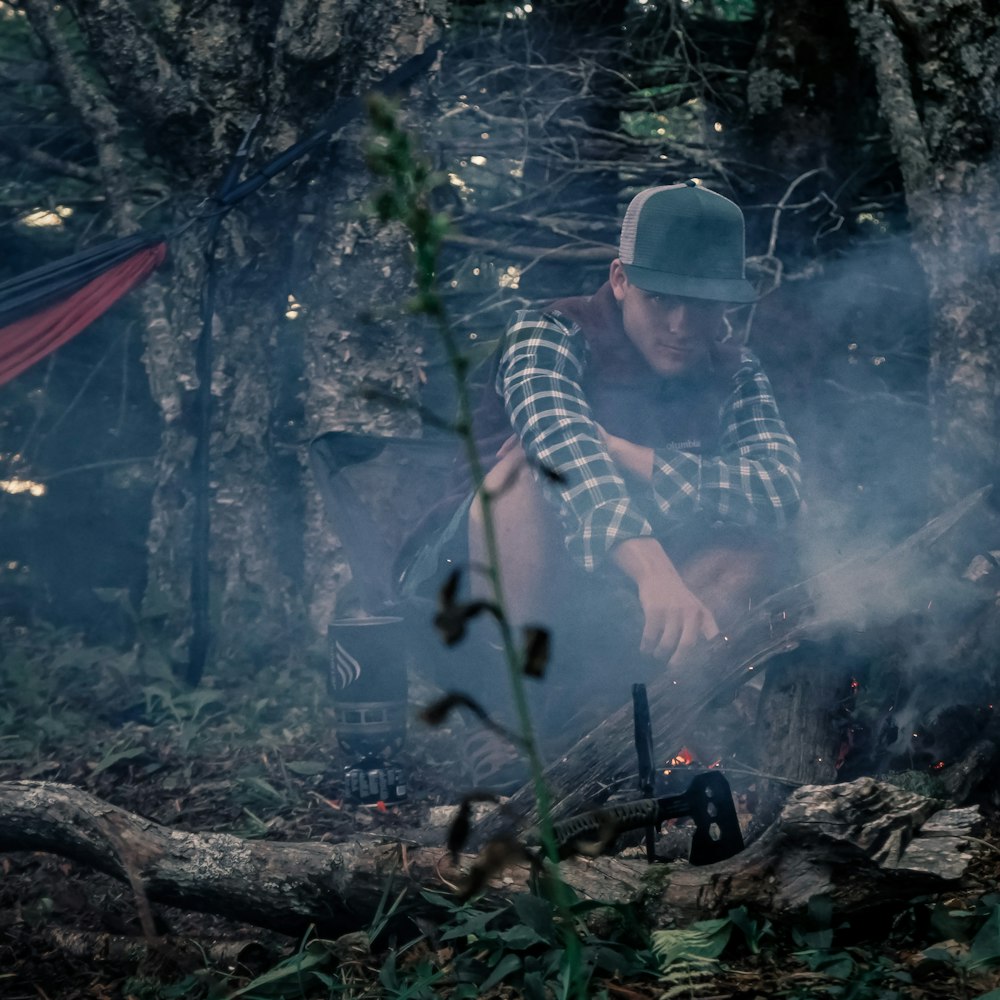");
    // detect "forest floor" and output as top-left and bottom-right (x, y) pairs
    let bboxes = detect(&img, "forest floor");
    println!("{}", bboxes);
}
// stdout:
(3, 623), (1000, 1000)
